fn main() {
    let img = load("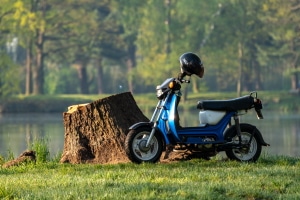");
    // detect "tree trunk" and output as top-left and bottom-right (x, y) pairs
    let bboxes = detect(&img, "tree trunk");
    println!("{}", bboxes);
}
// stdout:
(60, 92), (149, 164)
(74, 60), (89, 94)
(164, 0), (171, 55)
(96, 58), (103, 94)
(33, 31), (45, 95)
(126, 58), (134, 93)
(291, 64), (299, 90)
(237, 42), (243, 97)
(25, 40), (33, 95)
(126, 43), (136, 94)
(253, 58), (264, 90)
